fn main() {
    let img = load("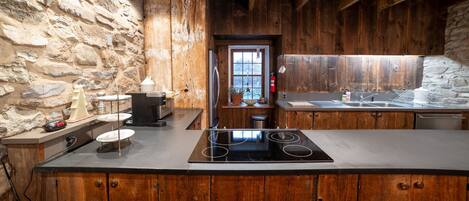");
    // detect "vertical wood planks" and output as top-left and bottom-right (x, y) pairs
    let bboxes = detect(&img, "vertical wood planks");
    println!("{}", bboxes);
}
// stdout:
(144, 0), (172, 91)
(171, 0), (209, 128)
(211, 176), (265, 201)
(279, 55), (423, 93)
